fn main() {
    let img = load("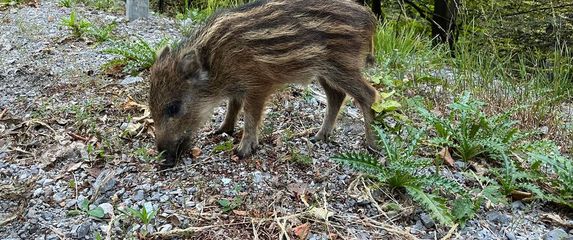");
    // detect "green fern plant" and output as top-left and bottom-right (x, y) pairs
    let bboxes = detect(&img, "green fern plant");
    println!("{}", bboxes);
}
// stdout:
(414, 92), (526, 162)
(87, 22), (116, 43)
(529, 152), (573, 207)
(333, 126), (470, 226)
(60, 10), (92, 38)
(102, 38), (170, 75)
(59, 0), (75, 7)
